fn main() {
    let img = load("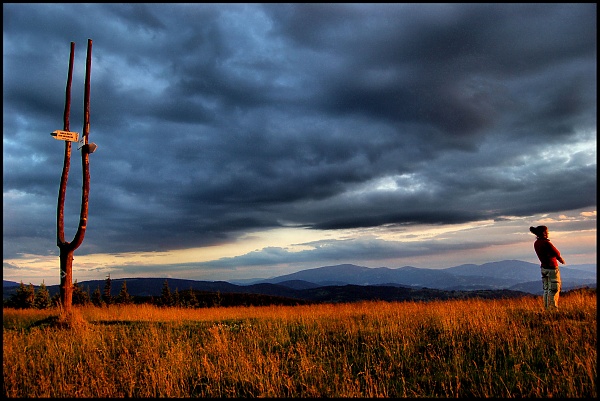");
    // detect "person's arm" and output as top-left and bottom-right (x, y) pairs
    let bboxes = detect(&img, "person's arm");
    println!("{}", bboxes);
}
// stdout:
(549, 242), (565, 264)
